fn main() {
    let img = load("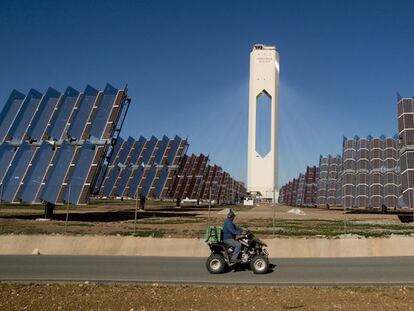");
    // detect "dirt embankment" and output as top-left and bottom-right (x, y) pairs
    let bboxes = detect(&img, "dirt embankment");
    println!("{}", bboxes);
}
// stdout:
(0, 283), (413, 311)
